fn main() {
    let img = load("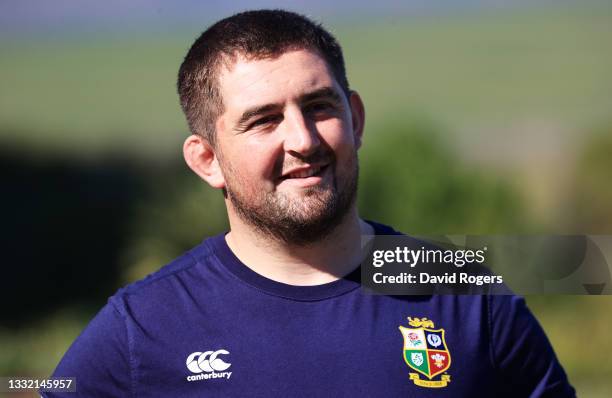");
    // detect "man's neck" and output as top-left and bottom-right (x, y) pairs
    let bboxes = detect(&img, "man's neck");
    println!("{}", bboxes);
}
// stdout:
(224, 208), (374, 286)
